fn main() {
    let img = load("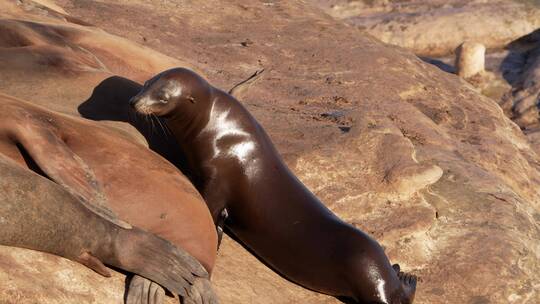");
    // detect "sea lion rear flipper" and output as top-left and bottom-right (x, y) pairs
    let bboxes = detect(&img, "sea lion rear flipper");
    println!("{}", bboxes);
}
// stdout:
(118, 229), (219, 304)
(13, 124), (132, 229)
(127, 275), (219, 304)
(184, 277), (220, 304)
(126, 275), (165, 304)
